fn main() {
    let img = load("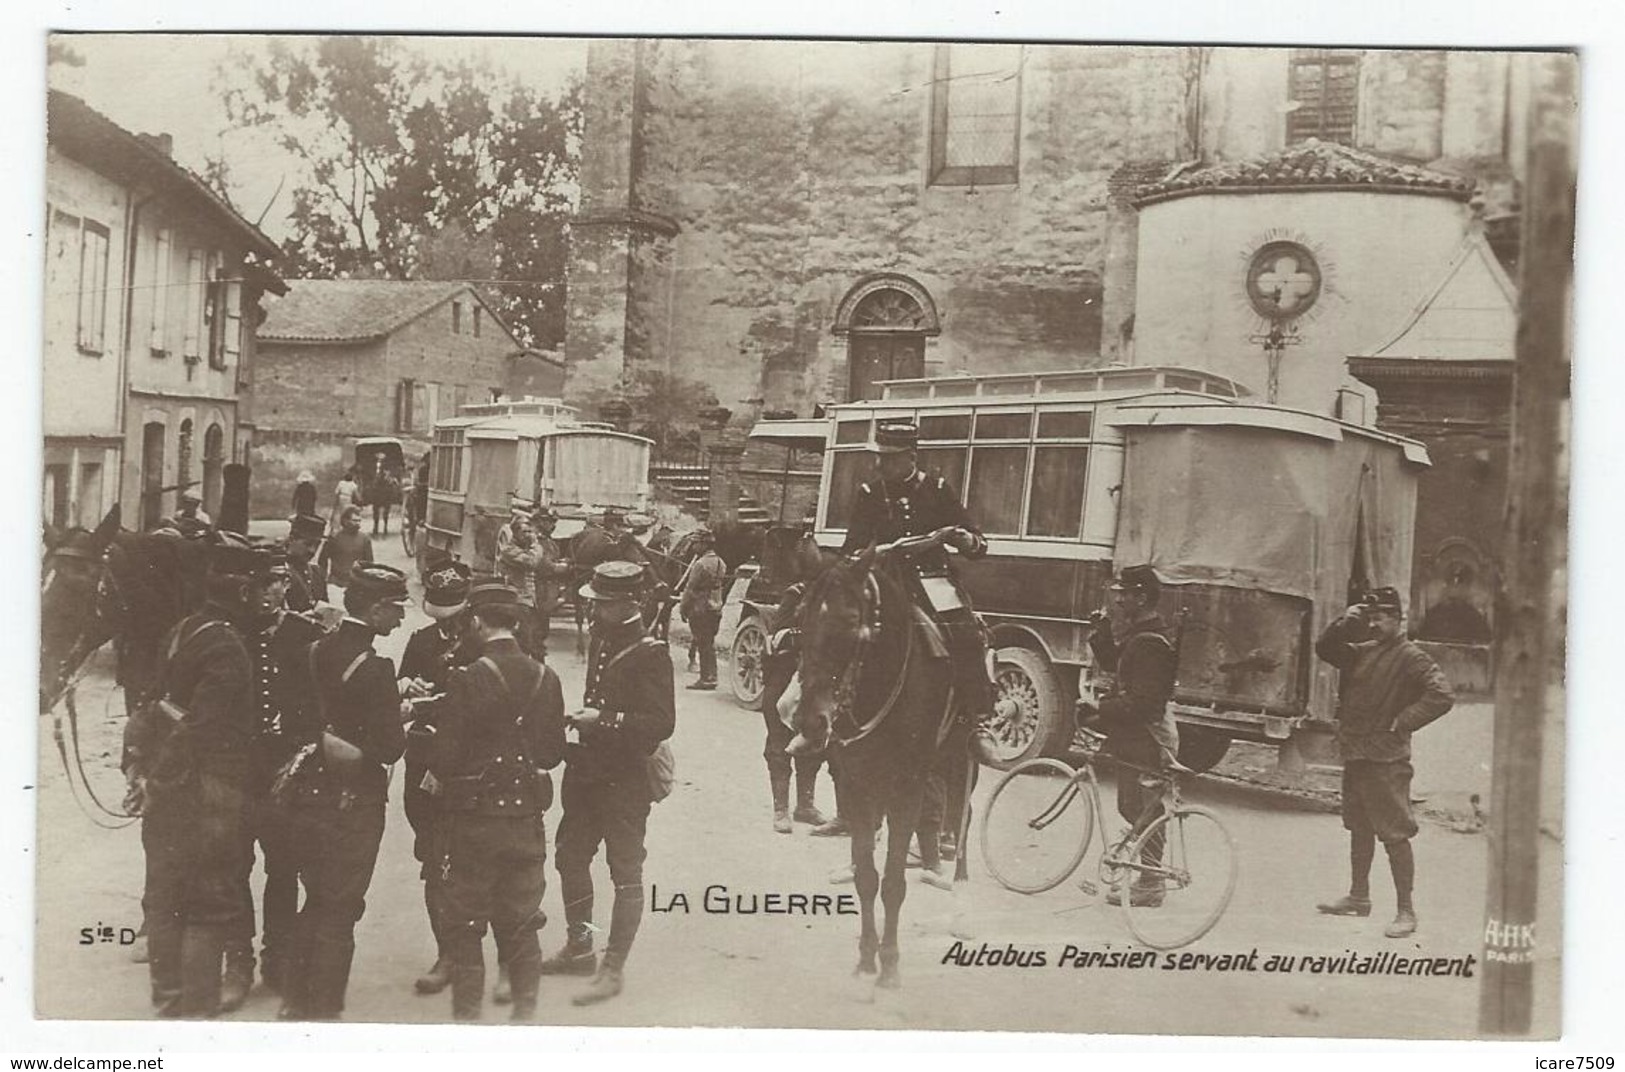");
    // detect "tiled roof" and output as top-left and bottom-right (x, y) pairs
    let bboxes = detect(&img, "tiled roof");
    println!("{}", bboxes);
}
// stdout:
(47, 90), (282, 264)
(260, 280), (487, 342)
(1133, 139), (1476, 206)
